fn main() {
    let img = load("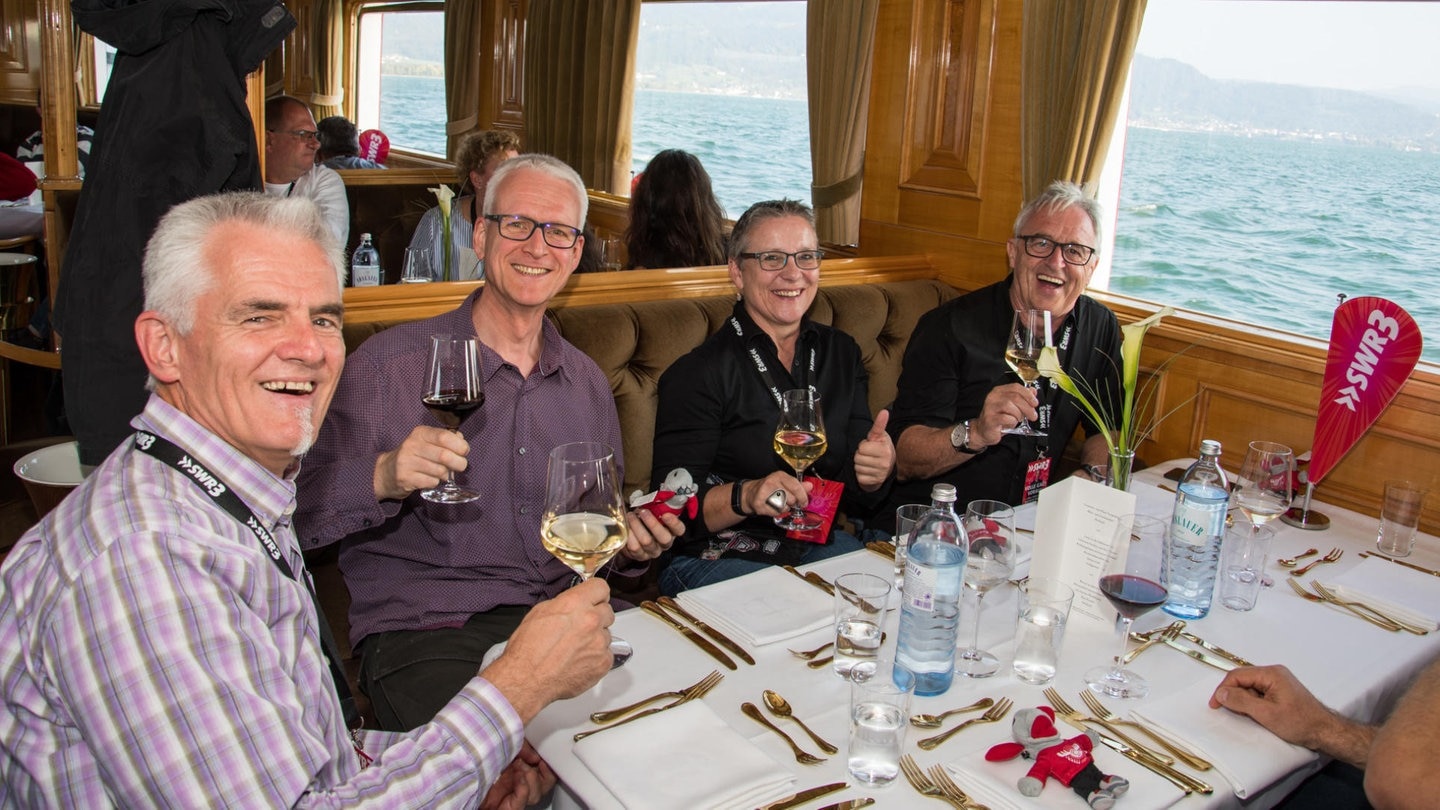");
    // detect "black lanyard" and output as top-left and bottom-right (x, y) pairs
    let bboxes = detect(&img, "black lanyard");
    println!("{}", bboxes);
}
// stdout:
(133, 430), (361, 729)
(729, 315), (817, 408)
